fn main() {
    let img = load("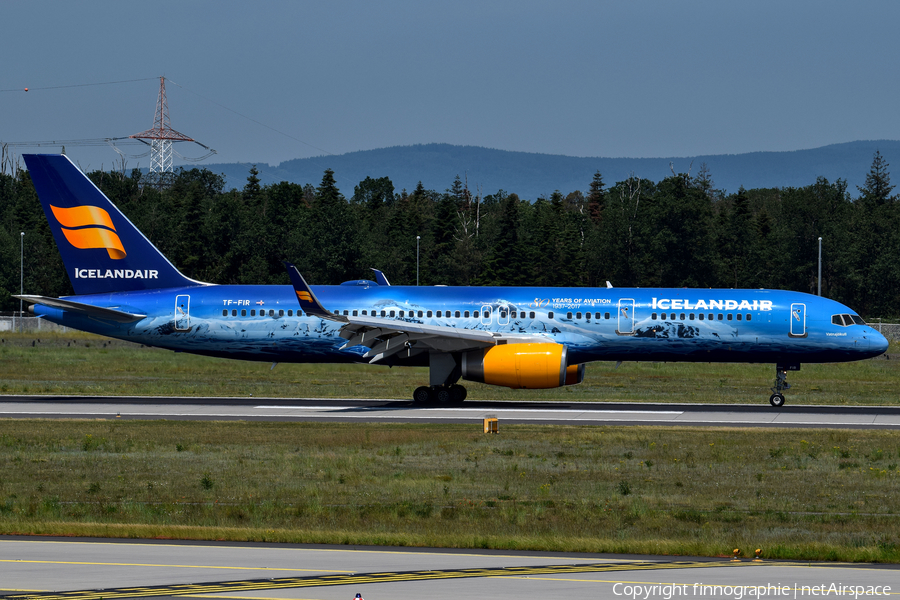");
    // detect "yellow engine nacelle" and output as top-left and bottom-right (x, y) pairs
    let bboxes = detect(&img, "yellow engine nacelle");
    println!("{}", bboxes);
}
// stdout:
(461, 343), (585, 389)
